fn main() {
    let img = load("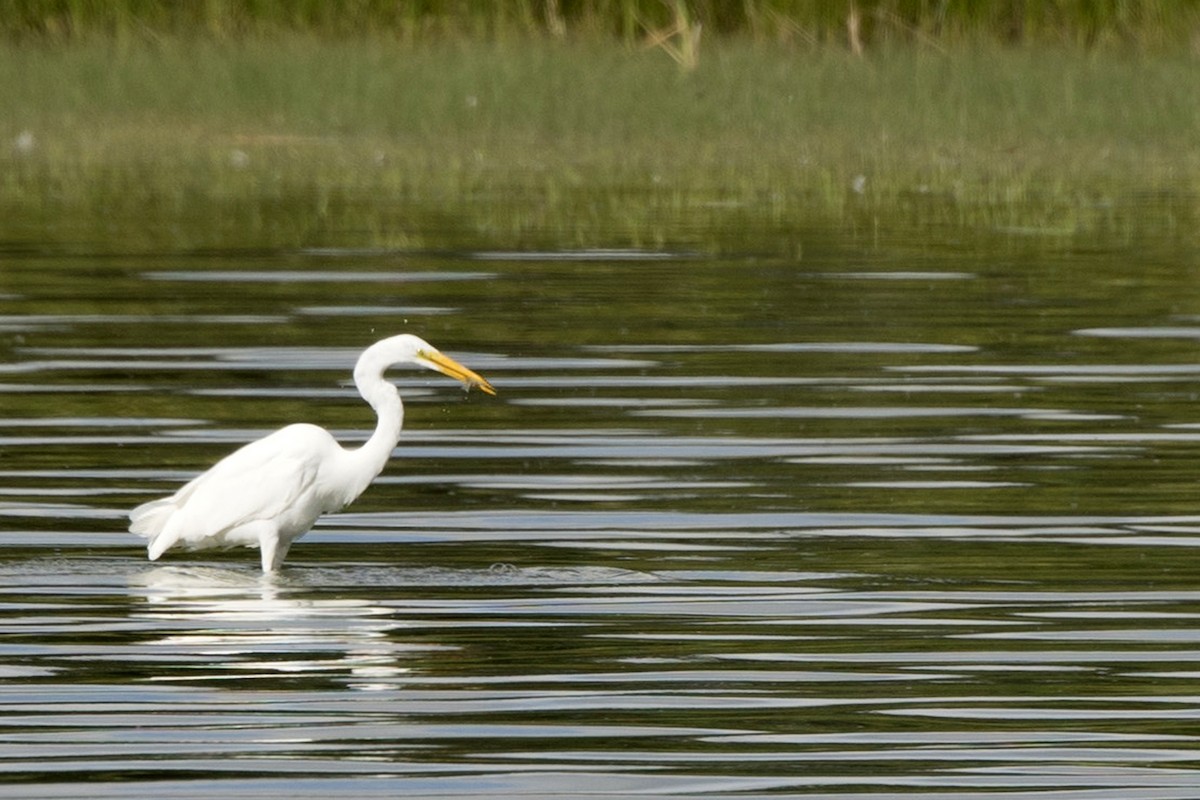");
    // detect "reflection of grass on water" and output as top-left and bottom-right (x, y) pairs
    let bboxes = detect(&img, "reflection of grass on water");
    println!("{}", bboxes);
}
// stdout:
(0, 37), (1196, 252)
